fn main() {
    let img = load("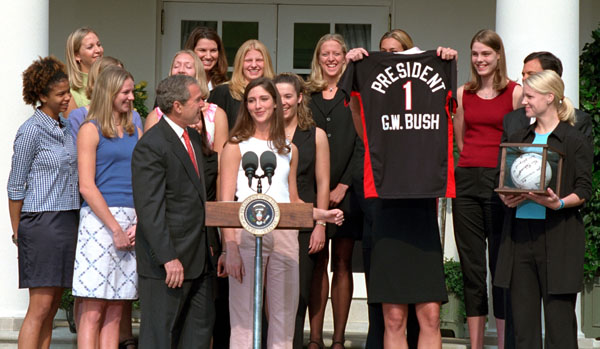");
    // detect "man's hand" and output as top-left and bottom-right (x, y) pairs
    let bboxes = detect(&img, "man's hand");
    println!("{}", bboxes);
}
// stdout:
(217, 253), (228, 277)
(164, 258), (184, 288)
